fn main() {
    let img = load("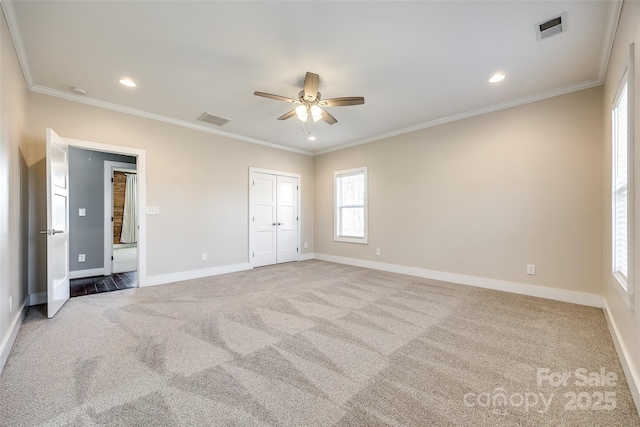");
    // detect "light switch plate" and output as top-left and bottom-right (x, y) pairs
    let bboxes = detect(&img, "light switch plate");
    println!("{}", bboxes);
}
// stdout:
(79, 208), (86, 217)
(146, 206), (160, 215)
